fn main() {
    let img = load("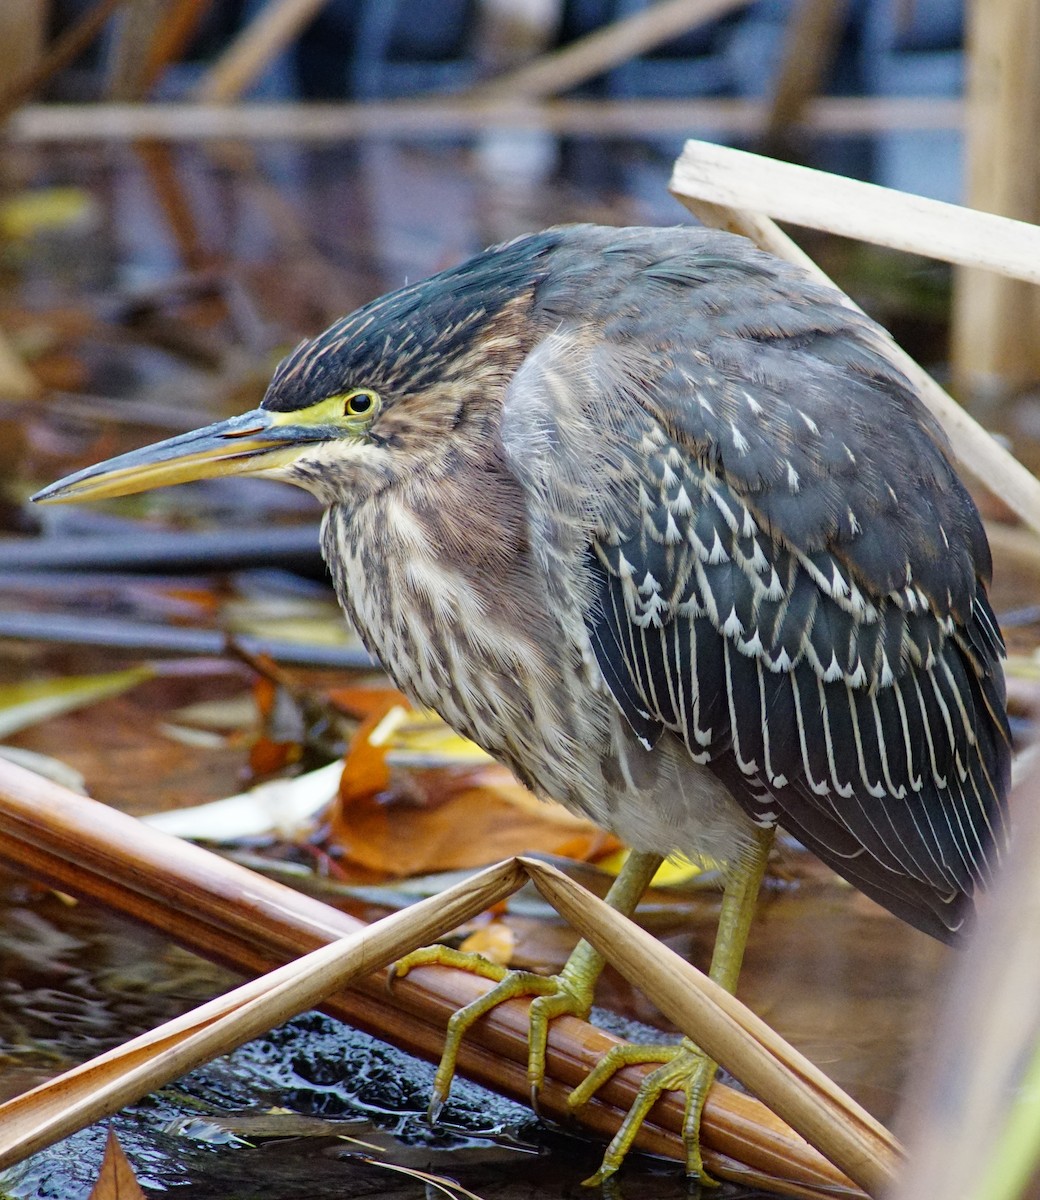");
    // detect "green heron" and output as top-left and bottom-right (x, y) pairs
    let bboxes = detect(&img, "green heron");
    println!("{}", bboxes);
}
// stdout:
(35, 224), (1011, 1182)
